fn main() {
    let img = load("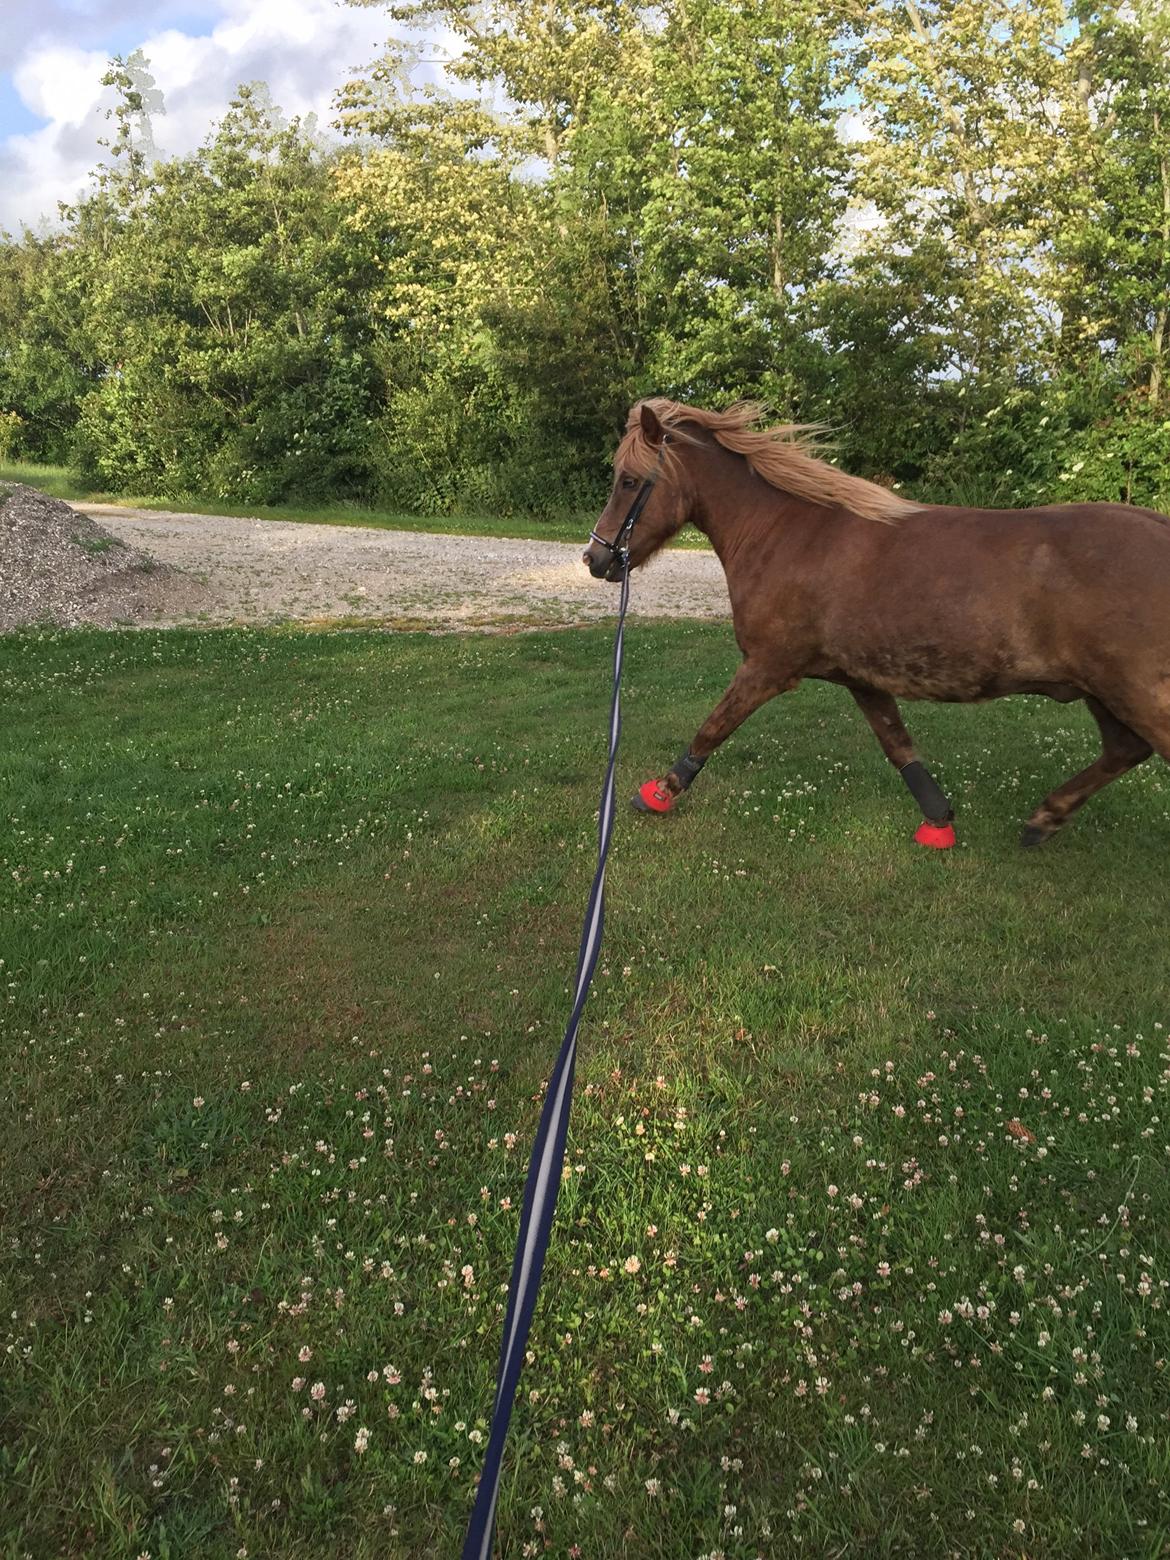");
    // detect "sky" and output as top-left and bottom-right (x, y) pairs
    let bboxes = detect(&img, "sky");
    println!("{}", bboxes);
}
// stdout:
(0, 4), (876, 241)
(0, 0), (423, 233)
